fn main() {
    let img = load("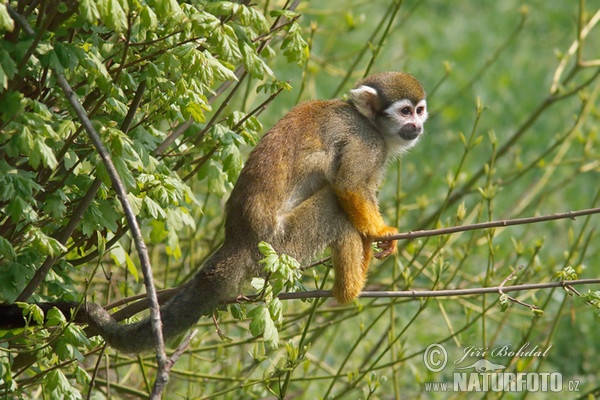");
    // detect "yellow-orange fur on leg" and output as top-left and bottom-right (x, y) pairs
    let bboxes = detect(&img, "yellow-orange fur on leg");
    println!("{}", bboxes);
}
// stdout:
(334, 189), (398, 257)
